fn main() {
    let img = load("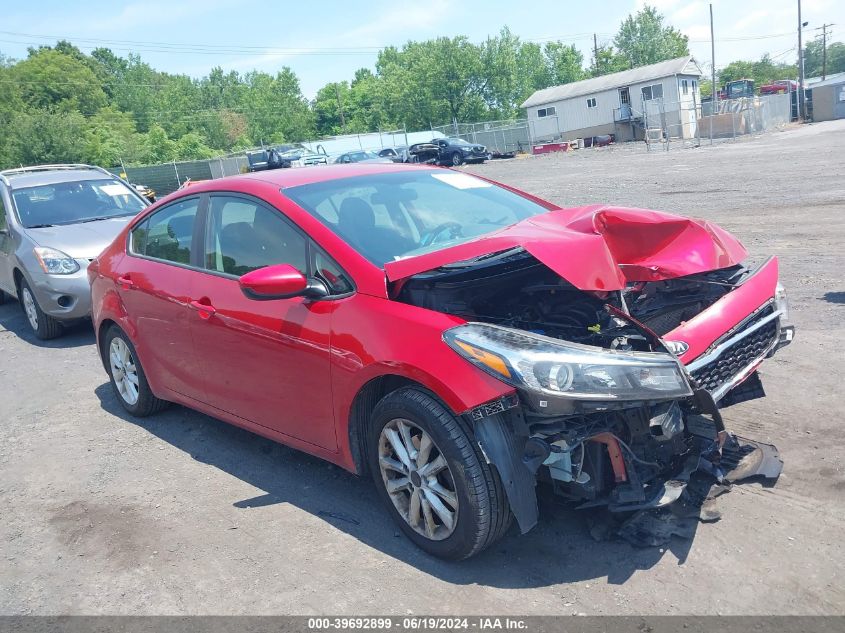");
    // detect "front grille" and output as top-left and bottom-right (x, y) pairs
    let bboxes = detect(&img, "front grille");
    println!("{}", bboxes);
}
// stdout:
(690, 305), (778, 393)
